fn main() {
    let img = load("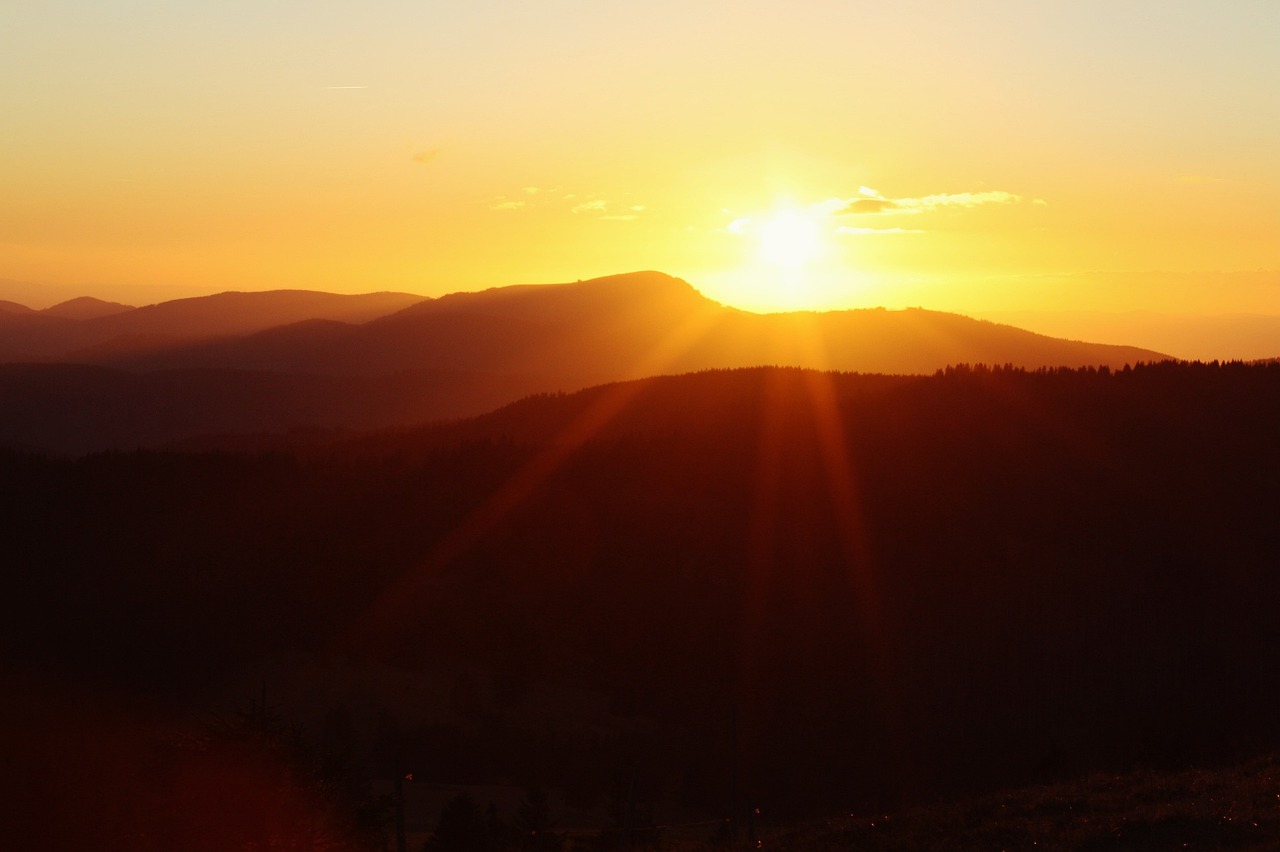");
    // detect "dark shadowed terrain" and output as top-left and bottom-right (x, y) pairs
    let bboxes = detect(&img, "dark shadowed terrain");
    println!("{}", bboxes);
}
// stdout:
(4, 360), (1280, 848)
